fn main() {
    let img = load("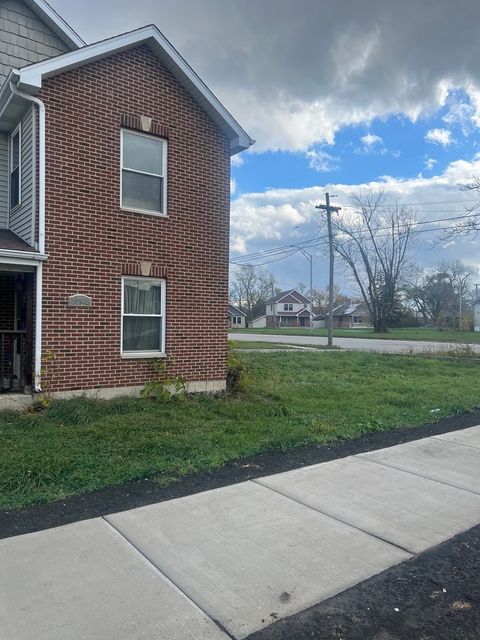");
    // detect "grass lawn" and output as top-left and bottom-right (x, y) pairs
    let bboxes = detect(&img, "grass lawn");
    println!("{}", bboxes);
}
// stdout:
(230, 326), (480, 343)
(1, 350), (479, 510)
